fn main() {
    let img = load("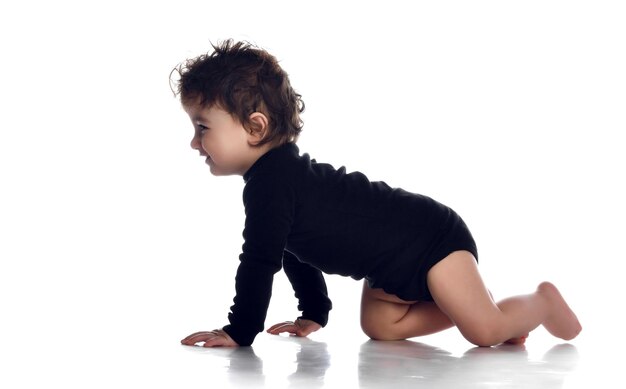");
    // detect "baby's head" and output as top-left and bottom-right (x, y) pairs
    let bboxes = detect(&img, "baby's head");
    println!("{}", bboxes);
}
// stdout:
(172, 40), (304, 147)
